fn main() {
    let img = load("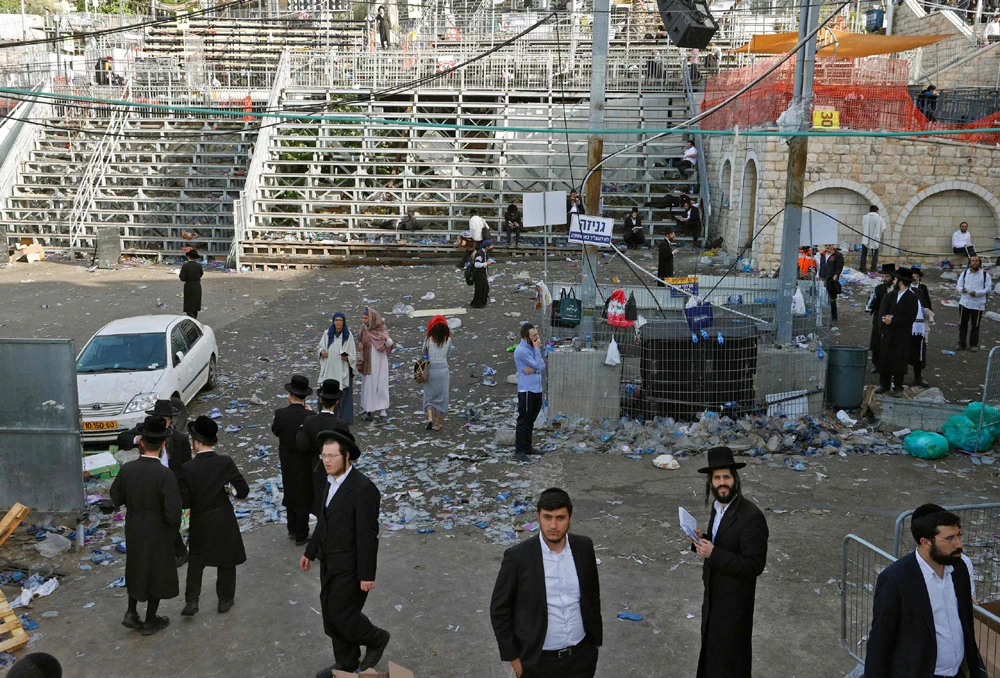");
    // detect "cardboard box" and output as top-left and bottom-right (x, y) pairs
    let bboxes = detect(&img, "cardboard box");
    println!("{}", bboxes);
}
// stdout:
(334, 663), (413, 678)
(973, 600), (1000, 676)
